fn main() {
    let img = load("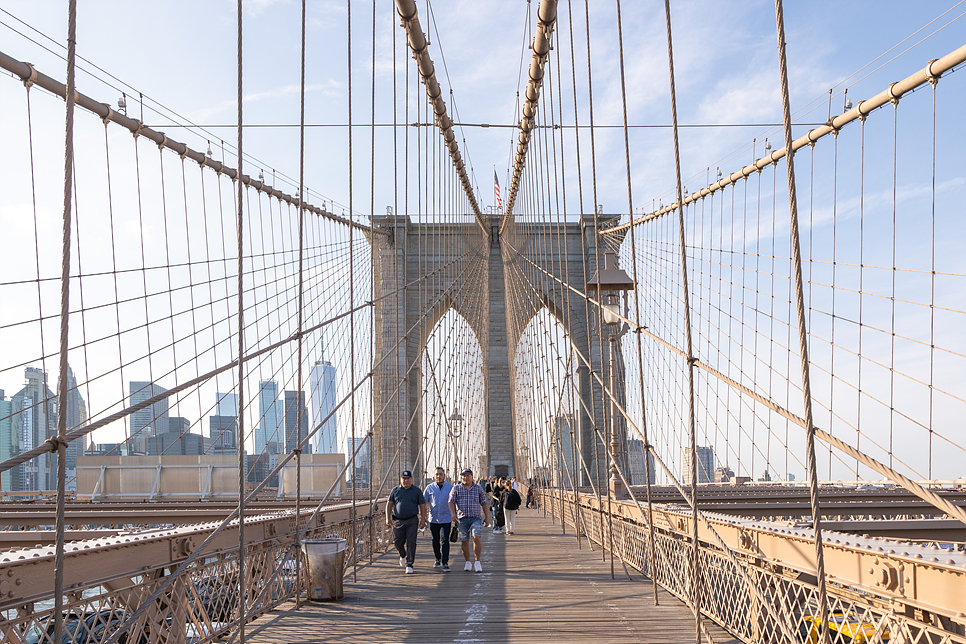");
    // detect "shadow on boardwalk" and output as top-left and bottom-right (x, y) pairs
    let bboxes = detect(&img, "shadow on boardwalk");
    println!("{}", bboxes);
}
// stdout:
(246, 508), (739, 644)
